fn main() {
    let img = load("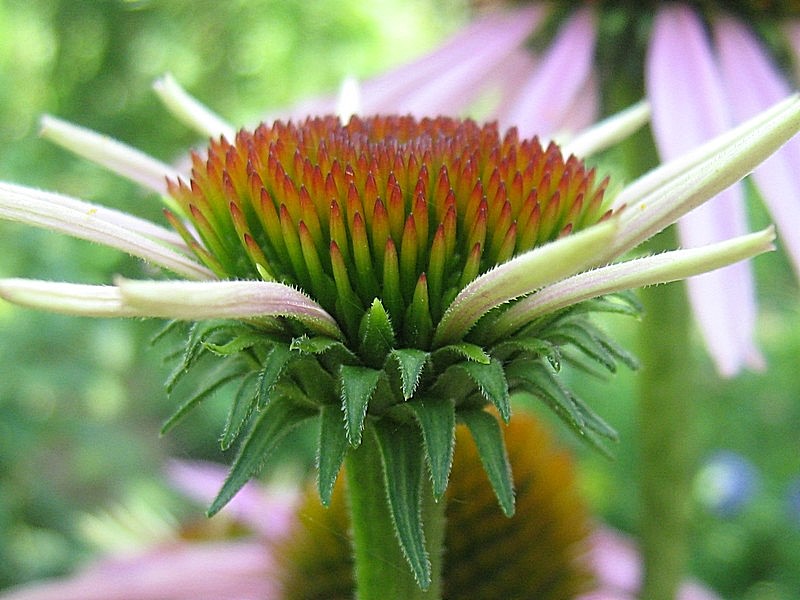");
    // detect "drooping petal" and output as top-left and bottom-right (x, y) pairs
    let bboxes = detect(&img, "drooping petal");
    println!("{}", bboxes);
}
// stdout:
(0, 183), (214, 280)
(0, 280), (135, 317)
(433, 219), (618, 347)
(116, 278), (342, 338)
(646, 5), (761, 374)
(496, 8), (597, 138)
(153, 73), (236, 140)
(489, 227), (775, 341)
(282, 7), (545, 121)
(715, 17), (800, 279)
(613, 95), (800, 211)
(335, 75), (362, 121)
(0, 541), (276, 600)
(39, 115), (181, 199)
(371, 7), (545, 117)
(604, 95), (800, 261)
